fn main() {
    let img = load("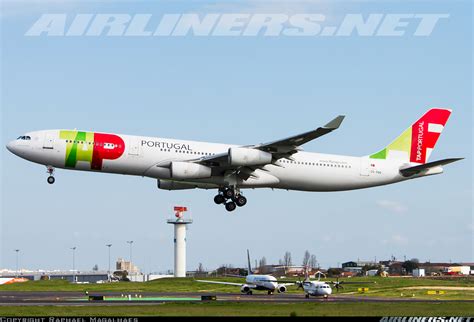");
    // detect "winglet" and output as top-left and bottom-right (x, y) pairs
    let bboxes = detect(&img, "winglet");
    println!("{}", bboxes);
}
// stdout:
(324, 115), (345, 129)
